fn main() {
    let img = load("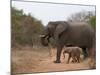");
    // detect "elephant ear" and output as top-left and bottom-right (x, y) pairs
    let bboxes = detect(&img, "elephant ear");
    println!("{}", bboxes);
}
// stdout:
(54, 21), (68, 39)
